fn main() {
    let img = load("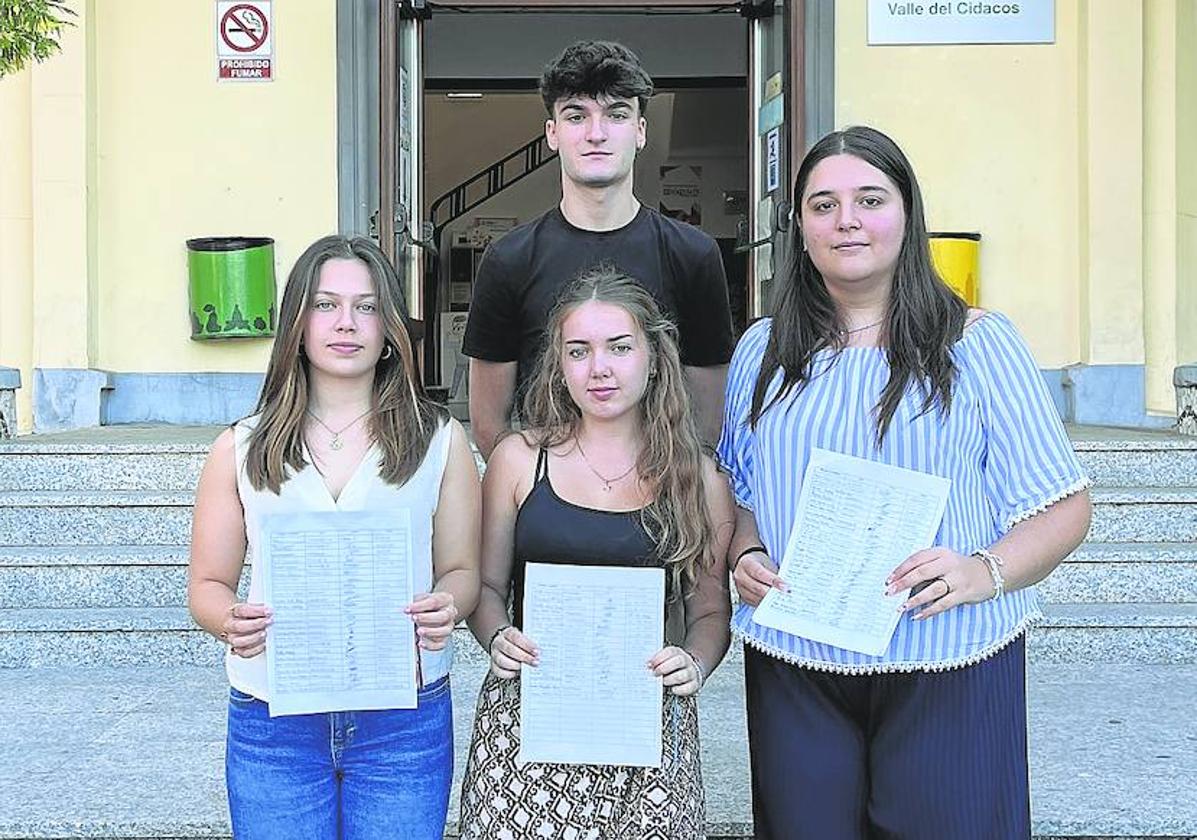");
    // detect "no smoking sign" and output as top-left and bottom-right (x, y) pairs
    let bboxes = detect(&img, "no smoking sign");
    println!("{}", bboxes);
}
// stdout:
(216, 1), (273, 81)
